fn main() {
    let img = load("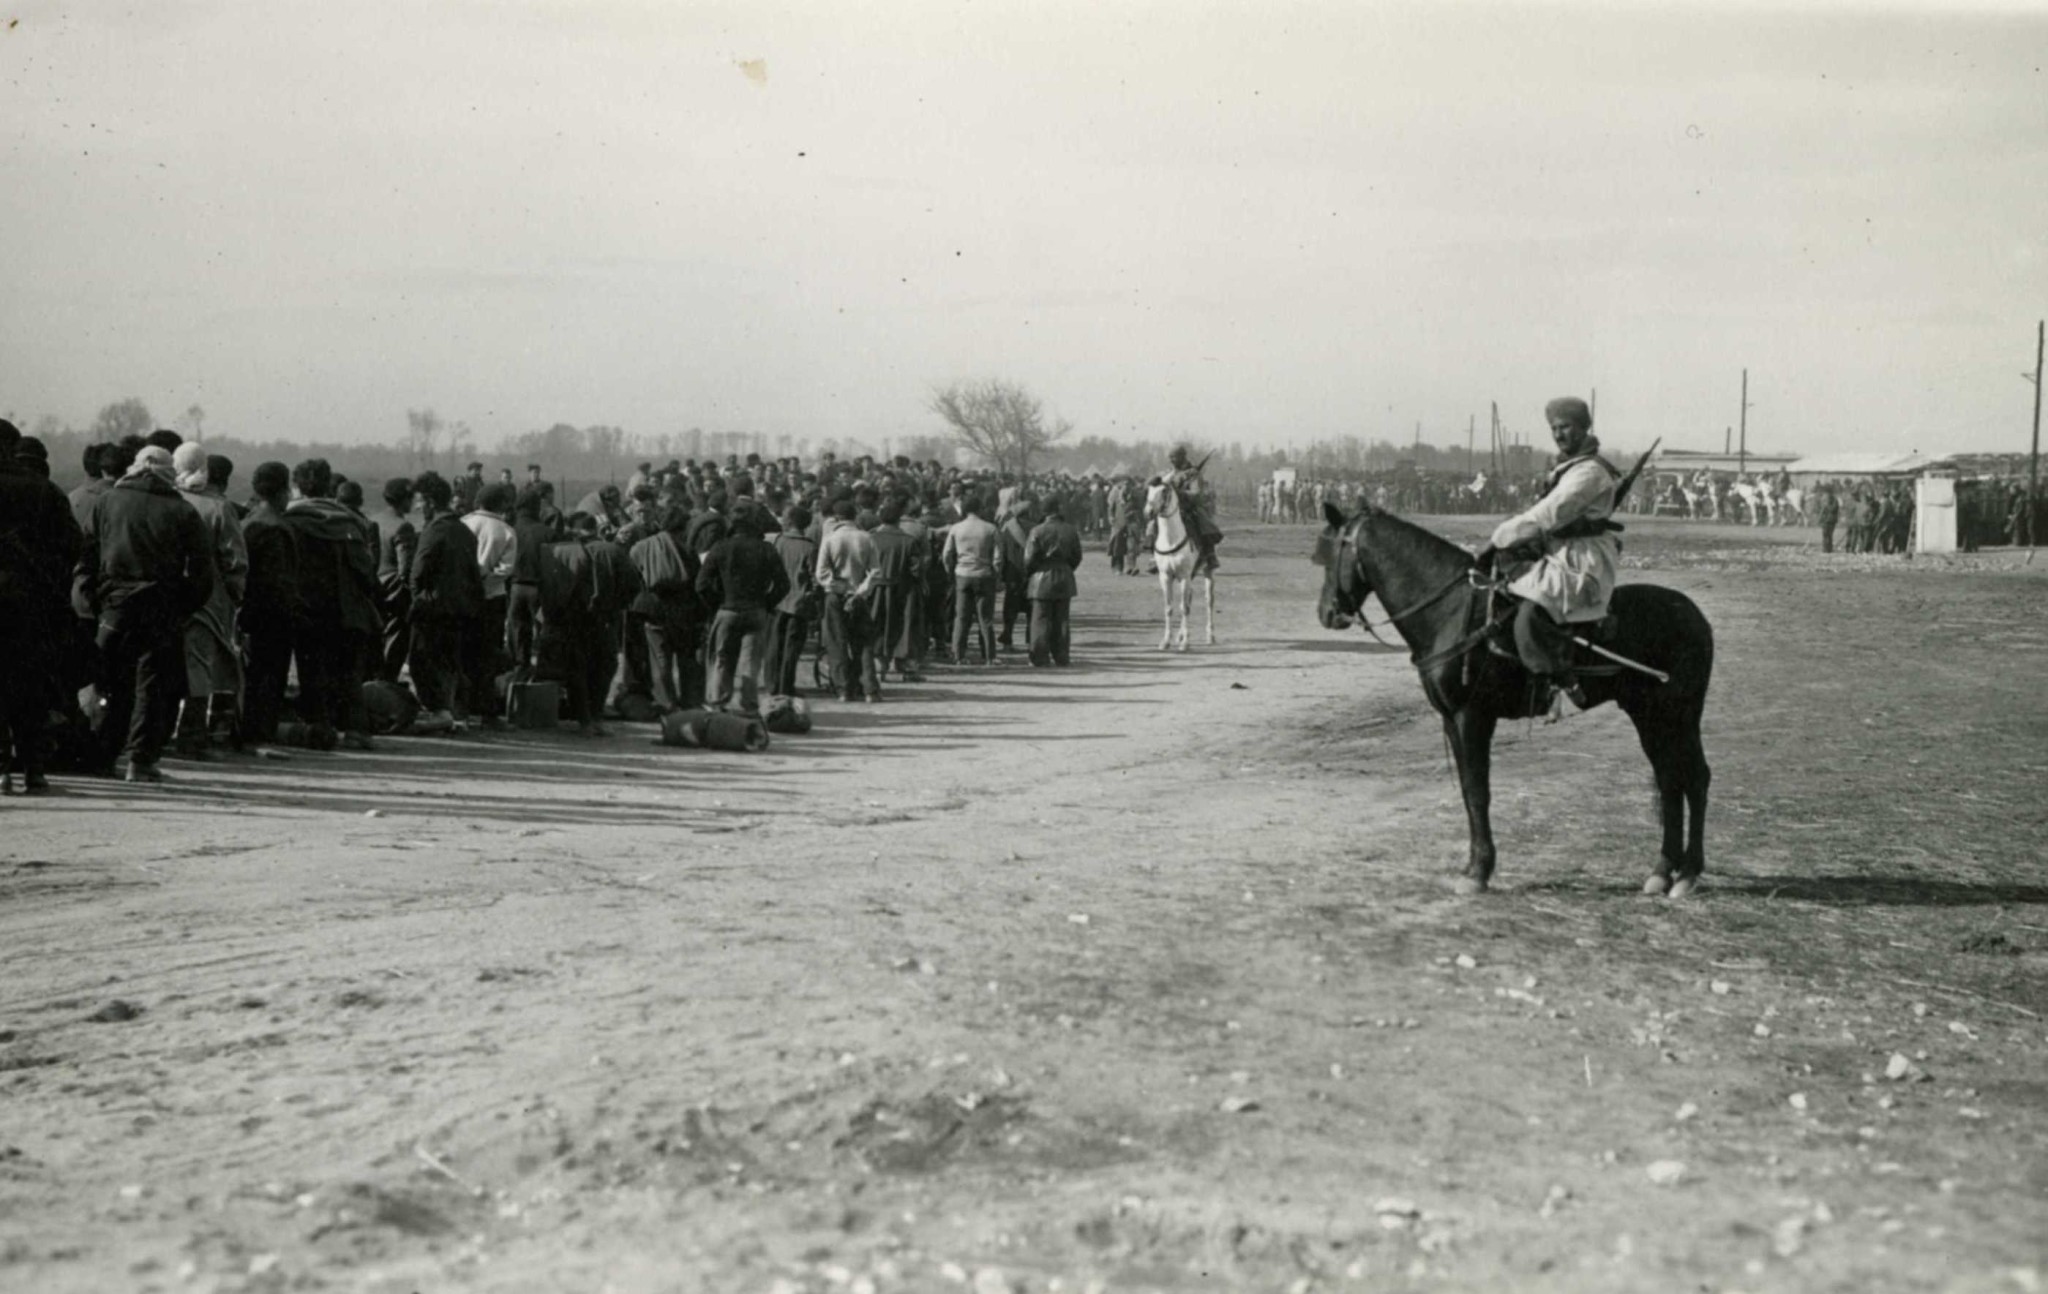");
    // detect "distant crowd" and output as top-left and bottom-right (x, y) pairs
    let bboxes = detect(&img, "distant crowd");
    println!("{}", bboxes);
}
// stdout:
(0, 421), (1186, 791)
(1256, 472), (1542, 523)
